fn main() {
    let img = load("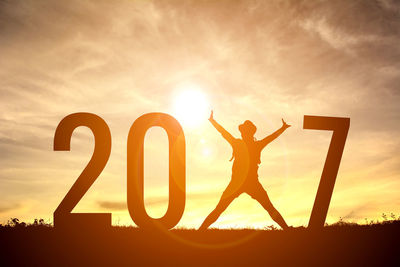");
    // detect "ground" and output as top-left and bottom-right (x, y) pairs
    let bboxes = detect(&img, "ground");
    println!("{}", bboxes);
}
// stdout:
(0, 221), (399, 266)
